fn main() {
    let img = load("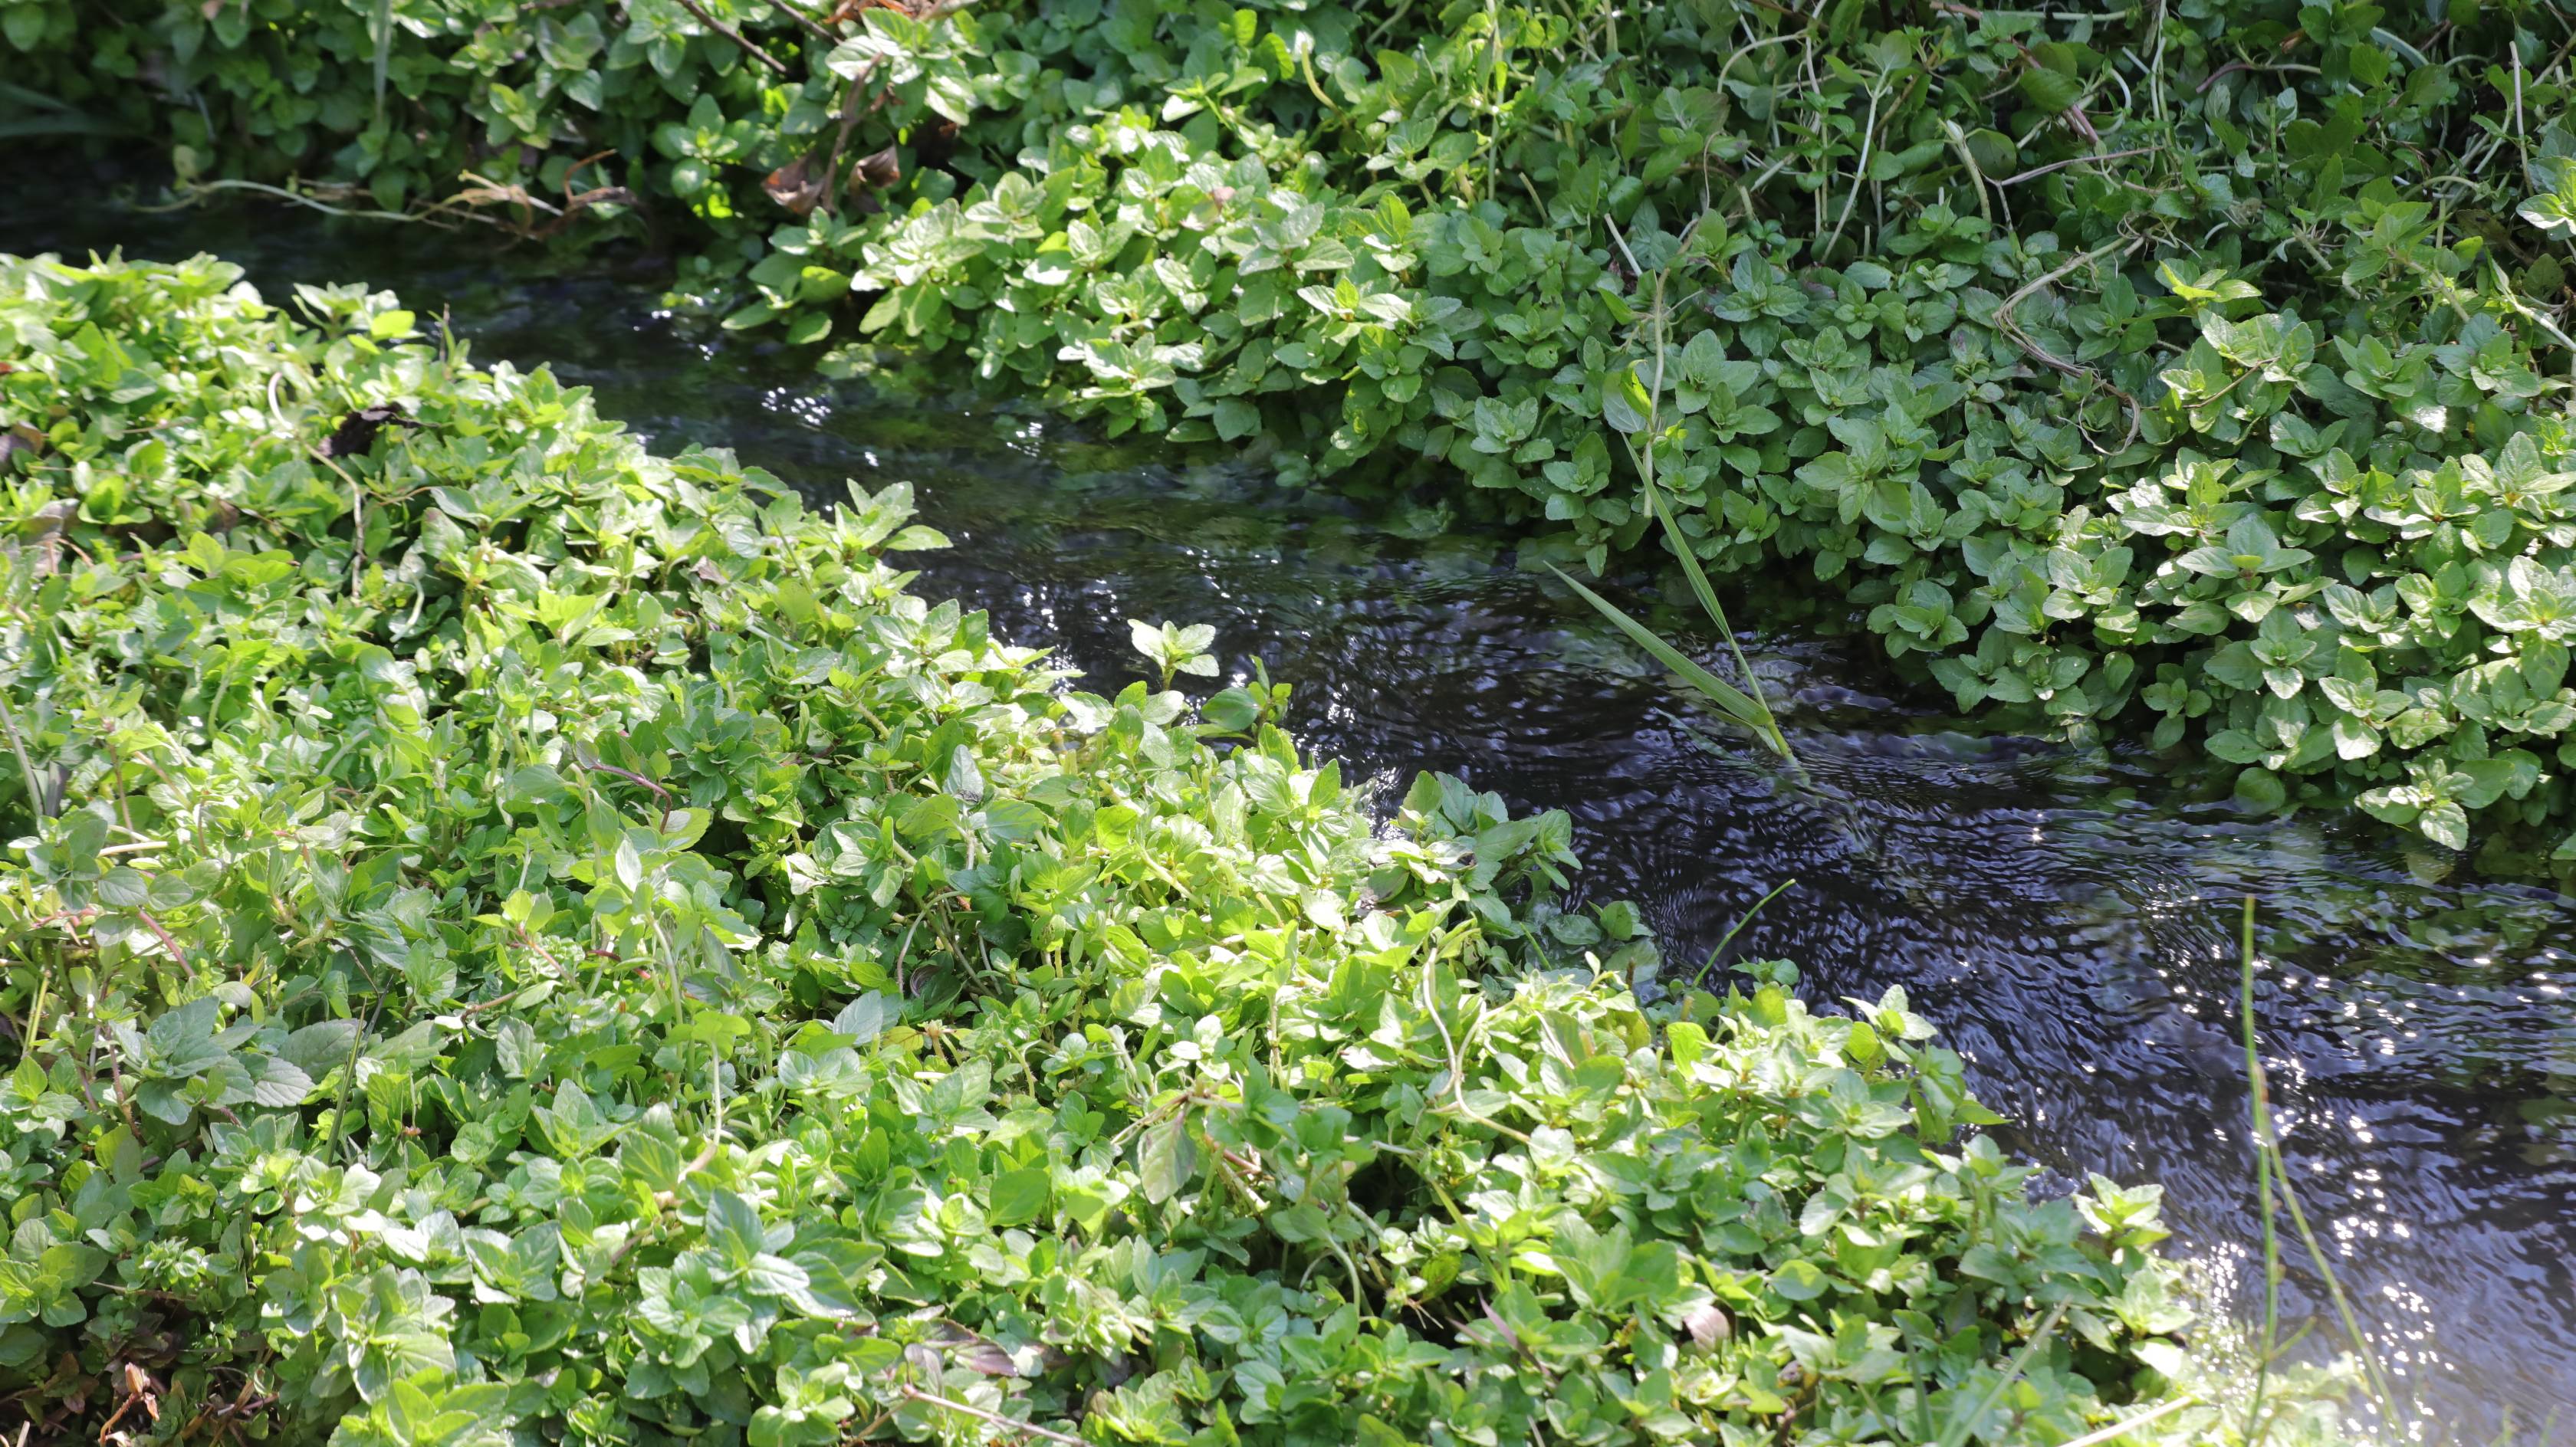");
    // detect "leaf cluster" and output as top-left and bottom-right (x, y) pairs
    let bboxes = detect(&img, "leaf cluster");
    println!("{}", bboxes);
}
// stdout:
(19, 0), (2576, 855)
(0, 254), (2356, 1445)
